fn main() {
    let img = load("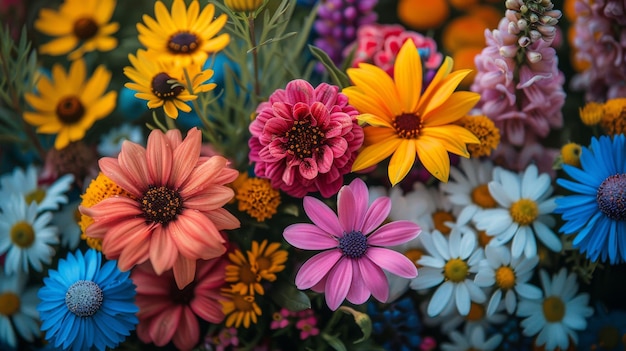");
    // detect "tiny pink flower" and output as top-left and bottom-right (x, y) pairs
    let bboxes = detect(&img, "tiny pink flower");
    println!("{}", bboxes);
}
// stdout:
(296, 315), (319, 340)
(249, 79), (364, 198)
(283, 178), (420, 310)
(270, 308), (291, 330)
